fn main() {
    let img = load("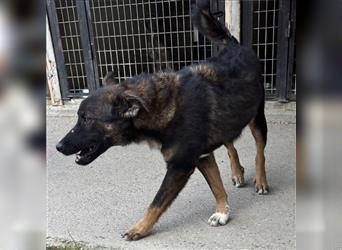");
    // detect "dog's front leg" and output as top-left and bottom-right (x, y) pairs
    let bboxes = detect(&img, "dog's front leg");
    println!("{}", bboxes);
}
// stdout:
(123, 166), (194, 240)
